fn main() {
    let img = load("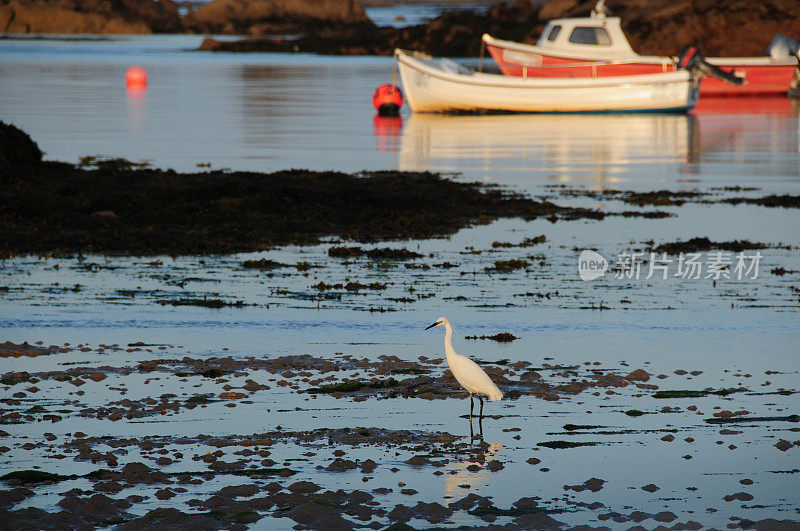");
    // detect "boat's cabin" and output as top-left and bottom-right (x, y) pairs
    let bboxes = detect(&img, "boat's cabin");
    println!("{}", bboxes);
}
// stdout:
(535, 16), (638, 58)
